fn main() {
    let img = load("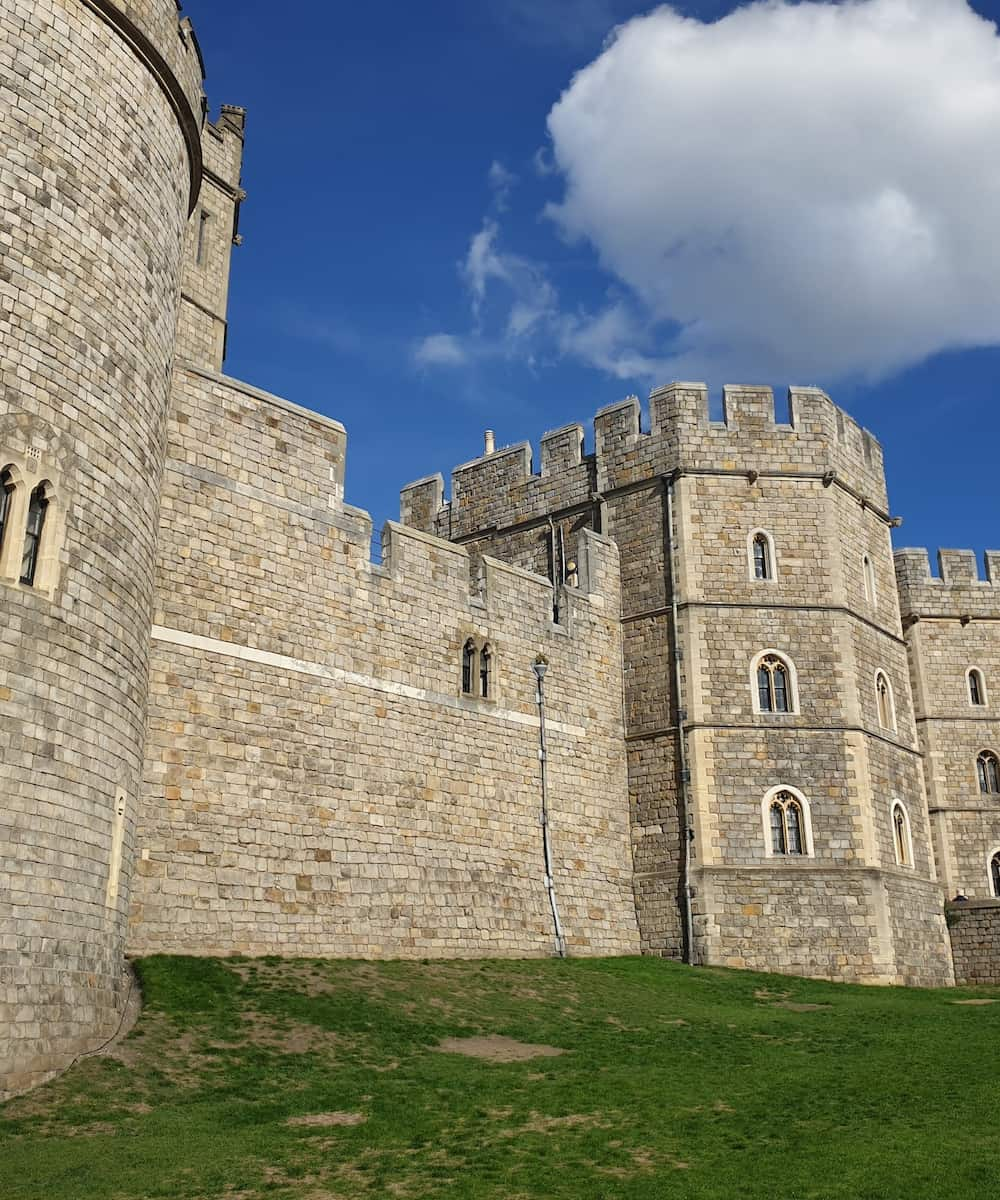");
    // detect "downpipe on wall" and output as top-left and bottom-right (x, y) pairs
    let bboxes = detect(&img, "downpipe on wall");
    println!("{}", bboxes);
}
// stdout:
(665, 473), (696, 965)
(533, 657), (567, 958)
